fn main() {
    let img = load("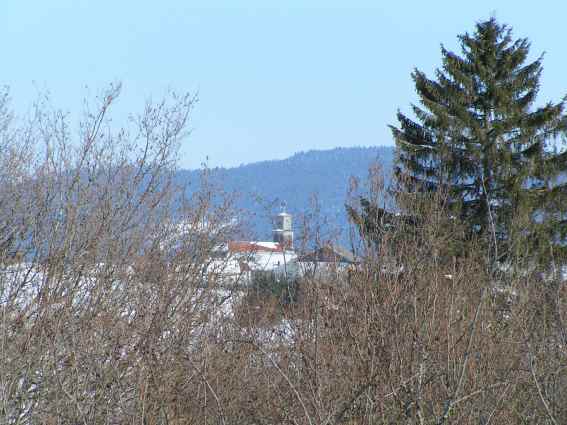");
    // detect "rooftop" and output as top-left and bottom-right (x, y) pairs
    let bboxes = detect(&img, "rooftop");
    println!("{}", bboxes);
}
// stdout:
(227, 241), (288, 253)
